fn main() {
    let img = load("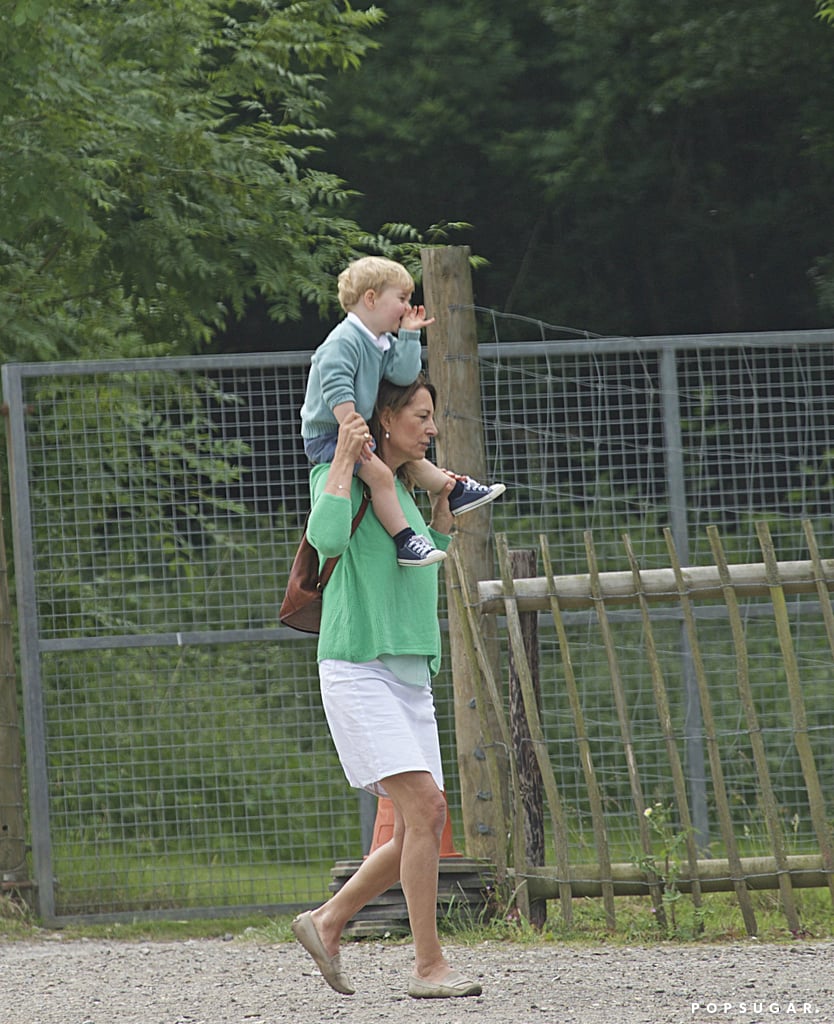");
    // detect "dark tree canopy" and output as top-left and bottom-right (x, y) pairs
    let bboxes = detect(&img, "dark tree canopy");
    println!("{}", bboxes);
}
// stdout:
(314, 0), (834, 339)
